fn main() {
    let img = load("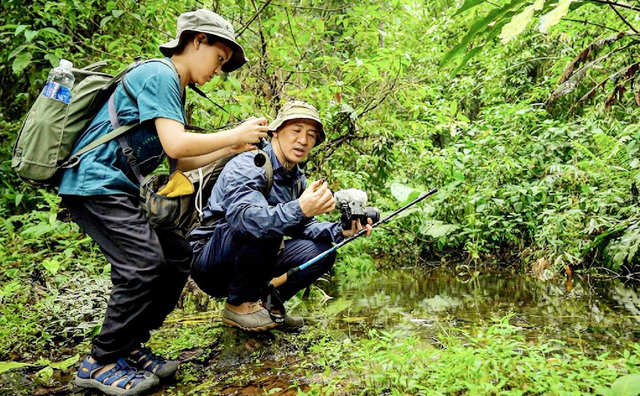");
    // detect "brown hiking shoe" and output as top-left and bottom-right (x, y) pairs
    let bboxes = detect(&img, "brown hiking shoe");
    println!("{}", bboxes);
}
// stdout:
(222, 301), (280, 332)
(262, 304), (304, 331)
(282, 313), (304, 329)
(258, 301), (304, 330)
